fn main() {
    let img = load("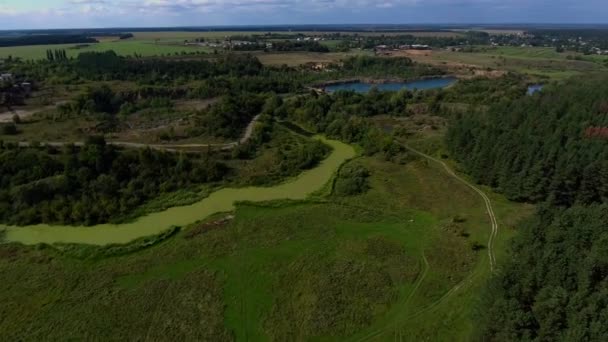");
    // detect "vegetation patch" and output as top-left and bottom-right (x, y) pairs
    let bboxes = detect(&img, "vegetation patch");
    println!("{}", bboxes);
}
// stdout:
(265, 237), (416, 340)
(334, 161), (371, 196)
(51, 226), (181, 260)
